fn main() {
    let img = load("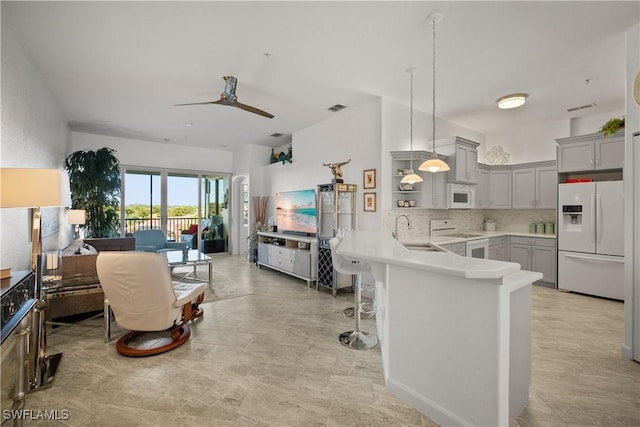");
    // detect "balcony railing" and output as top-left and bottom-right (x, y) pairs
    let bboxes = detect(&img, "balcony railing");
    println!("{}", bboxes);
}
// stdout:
(124, 217), (198, 241)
